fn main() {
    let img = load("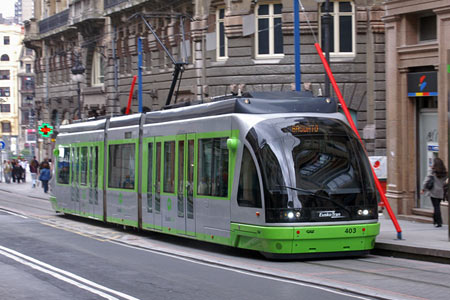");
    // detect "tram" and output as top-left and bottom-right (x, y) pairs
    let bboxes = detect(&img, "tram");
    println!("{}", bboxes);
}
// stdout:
(51, 91), (380, 258)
